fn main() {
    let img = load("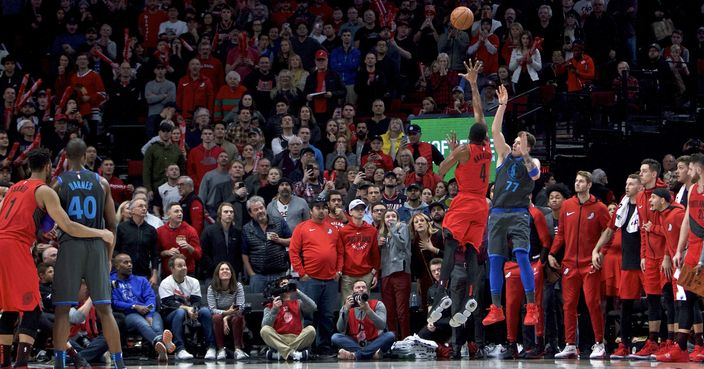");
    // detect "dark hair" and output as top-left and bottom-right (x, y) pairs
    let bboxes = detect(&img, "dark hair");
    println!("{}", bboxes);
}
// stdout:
(691, 153), (704, 166)
(518, 131), (536, 147)
(545, 183), (571, 199)
(210, 261), (237, 292)
(469, 123), (488, 144)
(66, 138), (88, 160)
(429, 258), (443, 266)
(641, 158), (661, 175)
(37, 262), (52, 276)
(168, 253), (187, 269)
(28, 148), (52, 171)
(166, 202), (181, 212)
